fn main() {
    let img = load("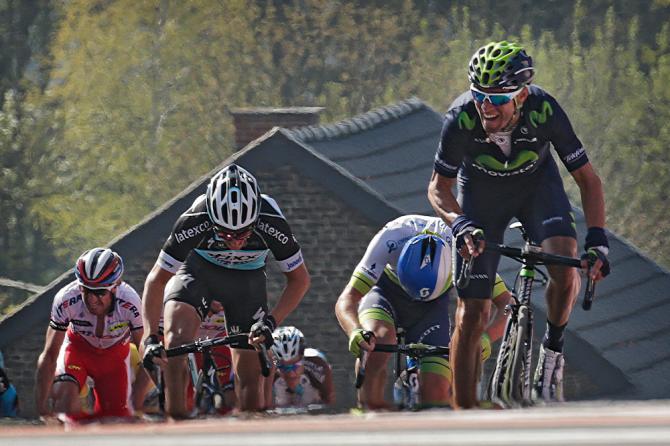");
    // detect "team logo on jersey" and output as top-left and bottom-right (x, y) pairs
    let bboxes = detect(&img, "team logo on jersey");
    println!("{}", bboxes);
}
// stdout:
(529, 101), (553, 128)
(473, 150), (539, 177)
(256, 221), (289, 244)
(174, 221), (211, 243)
(458, 111), (476, 130)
